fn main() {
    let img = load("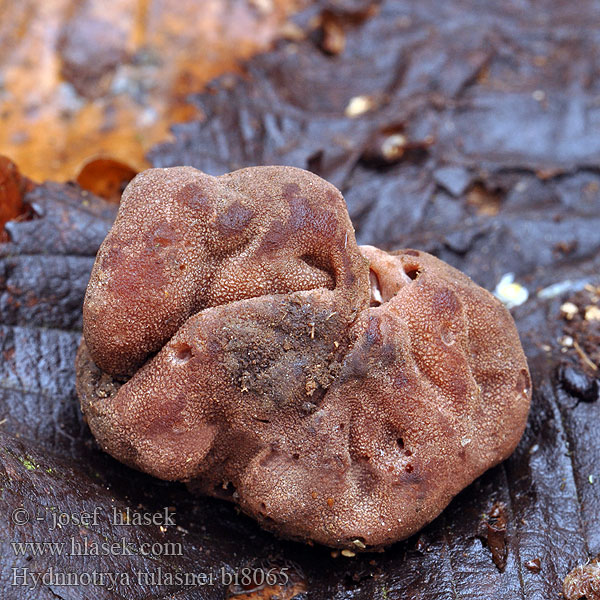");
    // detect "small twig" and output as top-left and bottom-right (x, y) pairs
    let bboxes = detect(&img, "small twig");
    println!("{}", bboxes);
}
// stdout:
(573, 339), (598, 372)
